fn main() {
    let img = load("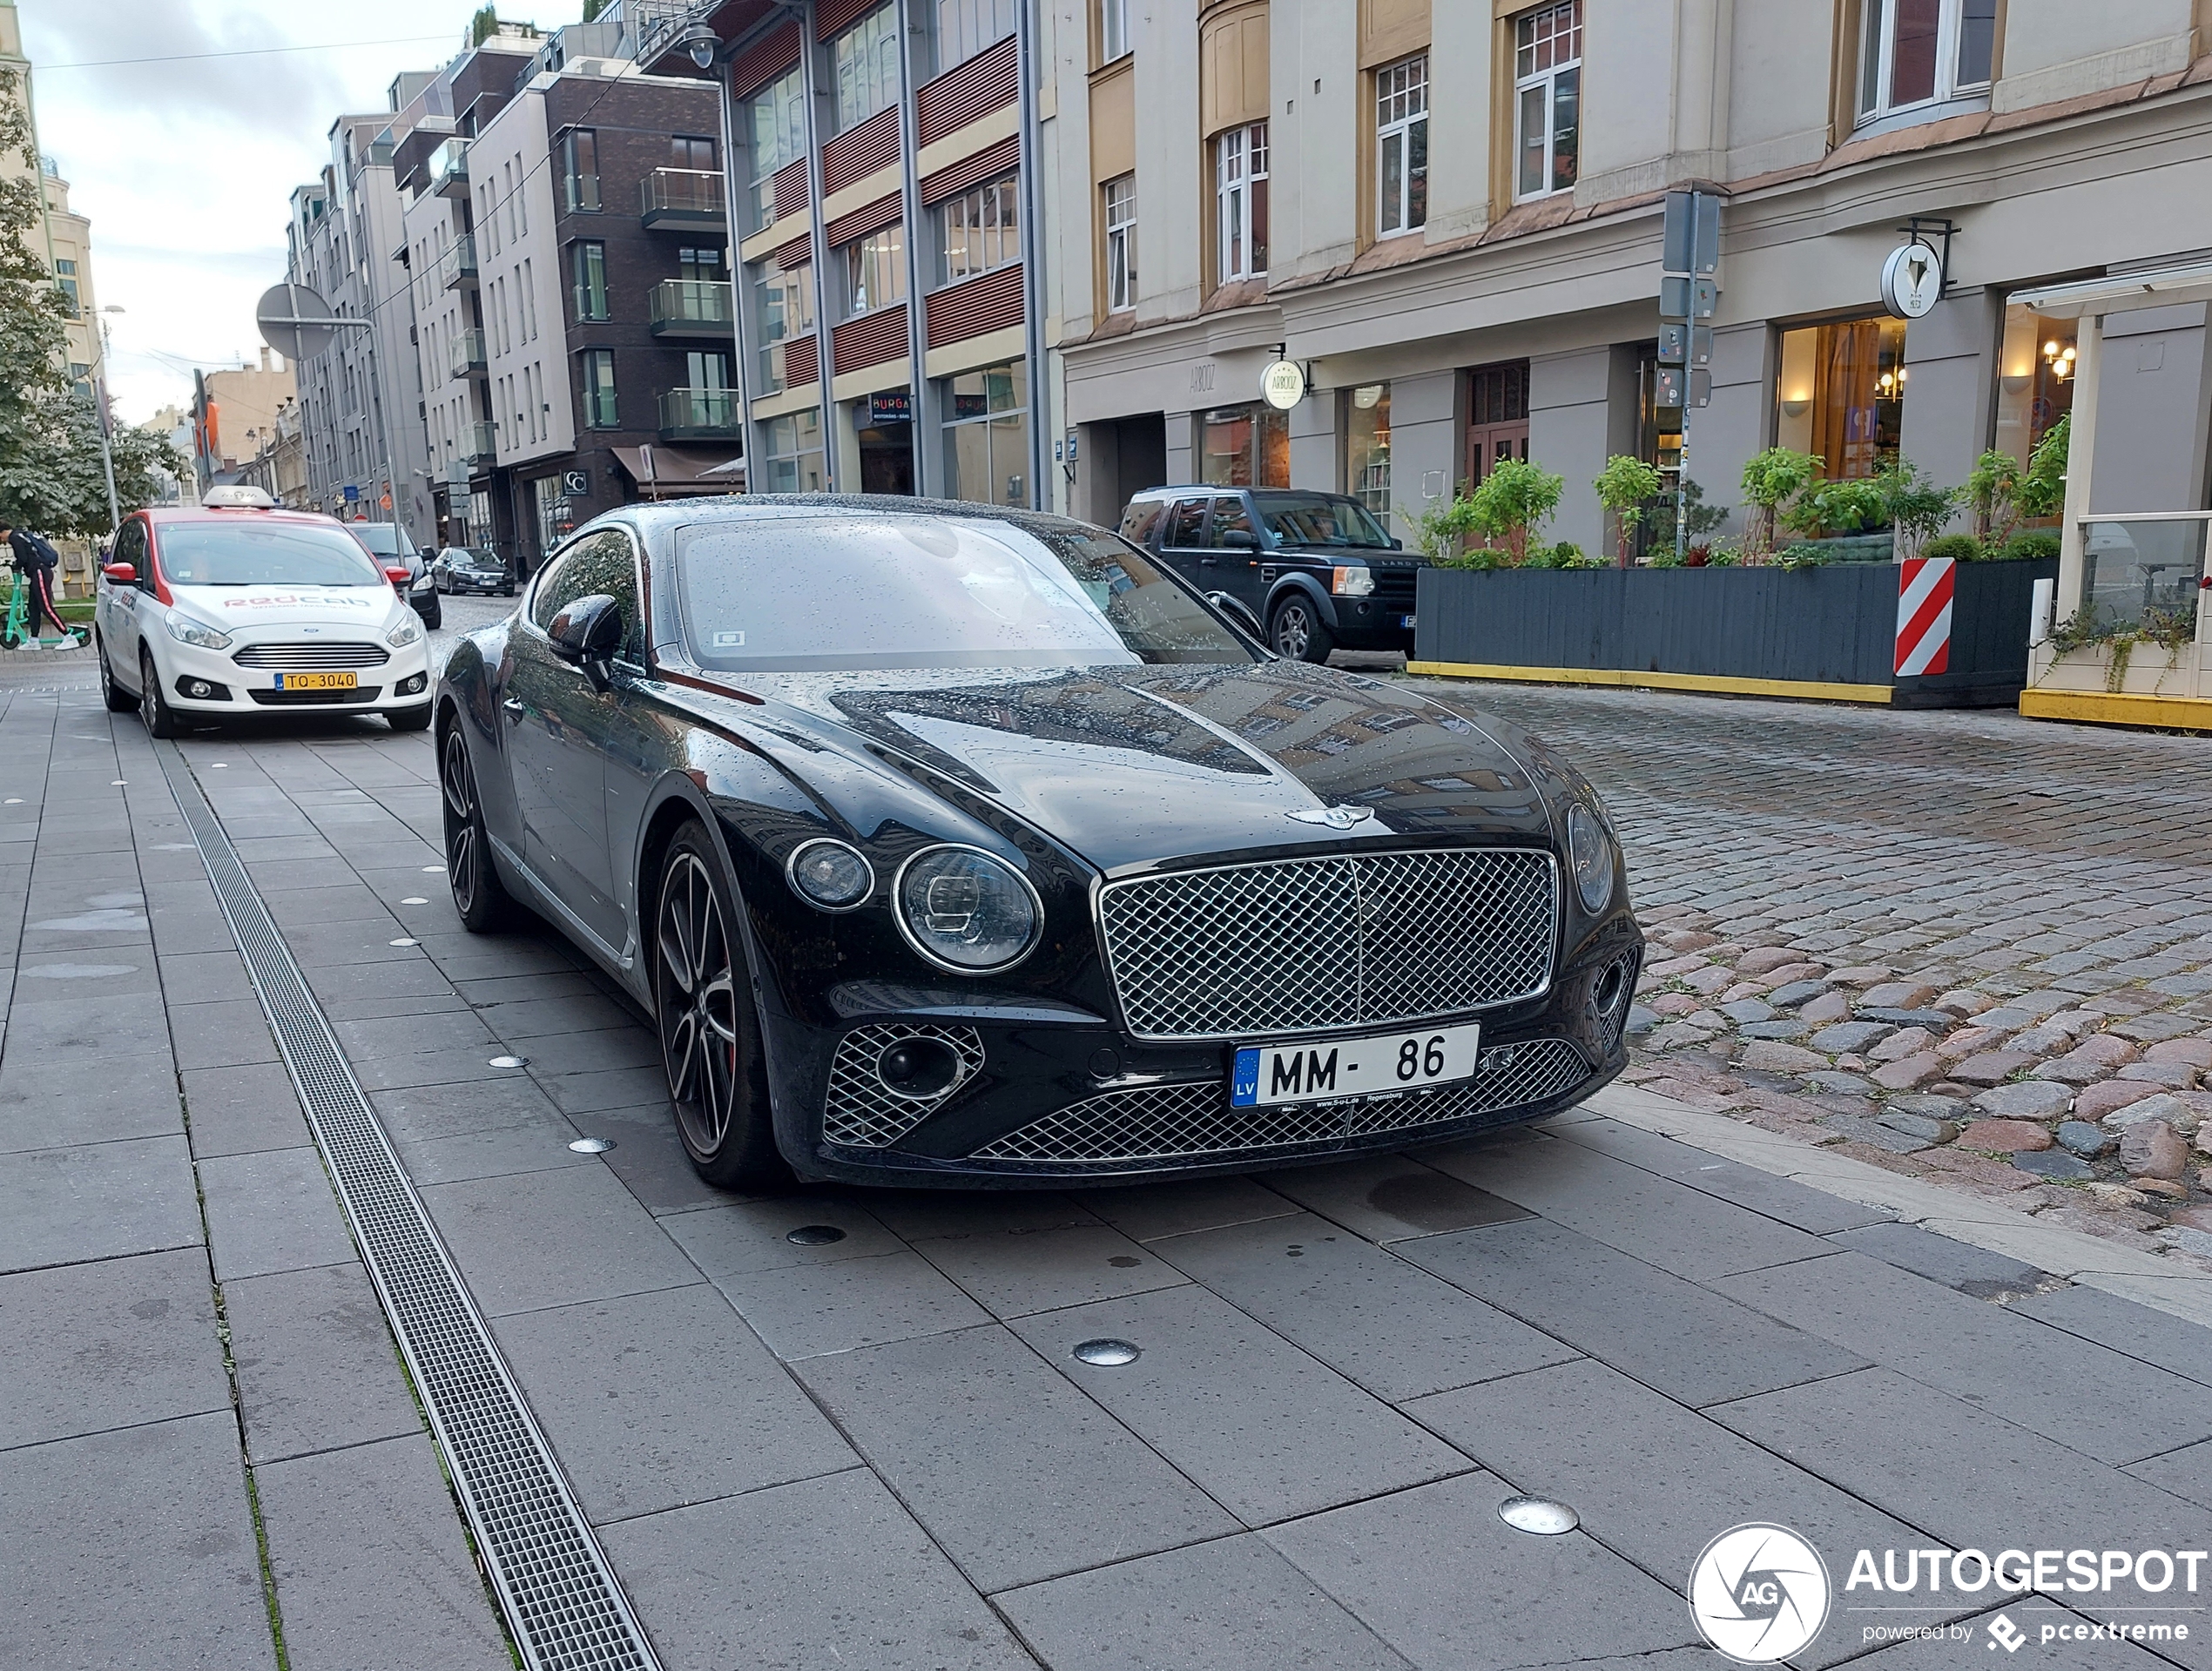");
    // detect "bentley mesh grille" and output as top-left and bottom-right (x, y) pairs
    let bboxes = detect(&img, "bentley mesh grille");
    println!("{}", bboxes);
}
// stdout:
(969, 1037), (1588, 1164)
(821, 1022), (985, 1148)
(1097, 848), (1557, 1041)
(233, 641), (393, 668)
